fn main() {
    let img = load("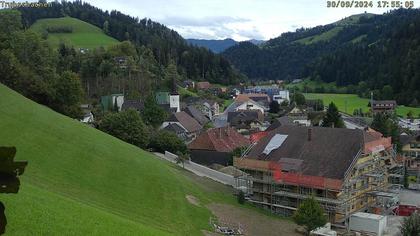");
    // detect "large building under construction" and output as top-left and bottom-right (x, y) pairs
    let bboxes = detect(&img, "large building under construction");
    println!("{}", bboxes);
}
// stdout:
(234, 126), (399, 224)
